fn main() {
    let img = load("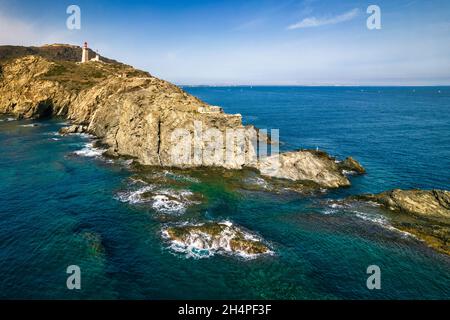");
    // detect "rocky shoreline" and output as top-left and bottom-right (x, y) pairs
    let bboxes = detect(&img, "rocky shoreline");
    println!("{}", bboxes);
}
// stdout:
(346, 189), (450, 255)
(0, 45), (365, 190)
(355, 189), (450, 219)
(1, 44), (449, 256)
